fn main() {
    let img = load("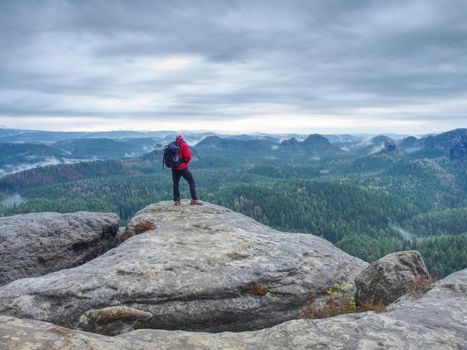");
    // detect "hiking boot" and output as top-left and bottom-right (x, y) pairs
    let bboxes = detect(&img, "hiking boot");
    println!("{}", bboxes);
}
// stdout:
(190, 199), (203, 205)
(174, 200), (181, 206)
